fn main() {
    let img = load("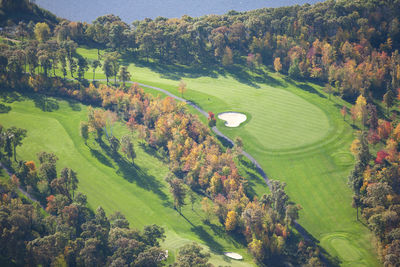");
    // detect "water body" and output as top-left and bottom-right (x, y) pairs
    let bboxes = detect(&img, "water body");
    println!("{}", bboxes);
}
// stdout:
(36, 0), (321, 23)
